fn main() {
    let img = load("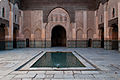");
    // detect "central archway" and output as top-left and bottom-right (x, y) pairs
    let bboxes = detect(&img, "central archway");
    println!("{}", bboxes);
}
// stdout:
(51, 25), (66, 47)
